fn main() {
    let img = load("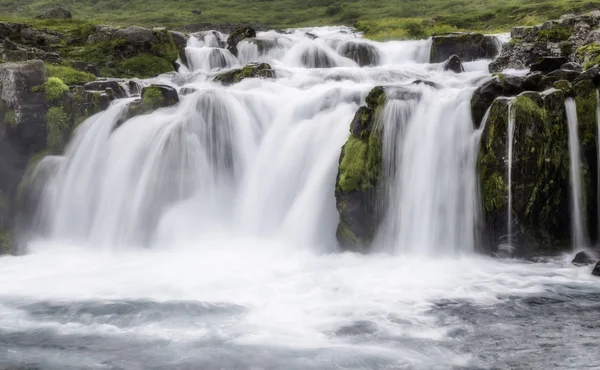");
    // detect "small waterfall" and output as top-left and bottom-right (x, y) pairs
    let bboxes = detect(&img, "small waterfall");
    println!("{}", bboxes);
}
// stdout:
(337, 40), (381, 67)
(376, 87), (480, 255)
(597, 90), (600, 243)
(186, 48), (238, 72)
(565, 98), (587, 248)
(506, 100), (515, 247)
